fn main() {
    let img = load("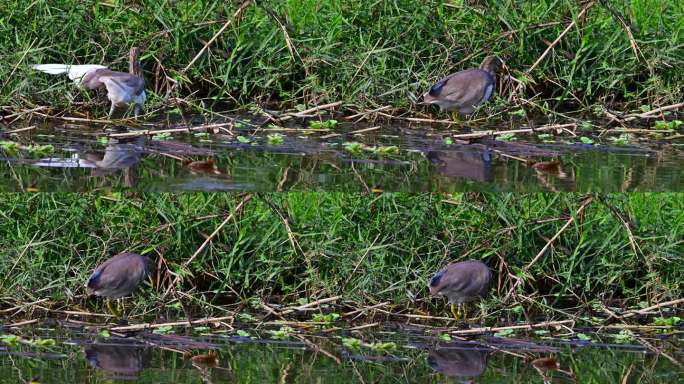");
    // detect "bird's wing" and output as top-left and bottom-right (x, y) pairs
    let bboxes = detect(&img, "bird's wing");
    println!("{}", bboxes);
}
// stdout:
(98, 73), (146, 98)
(32, 64), (108, 83)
